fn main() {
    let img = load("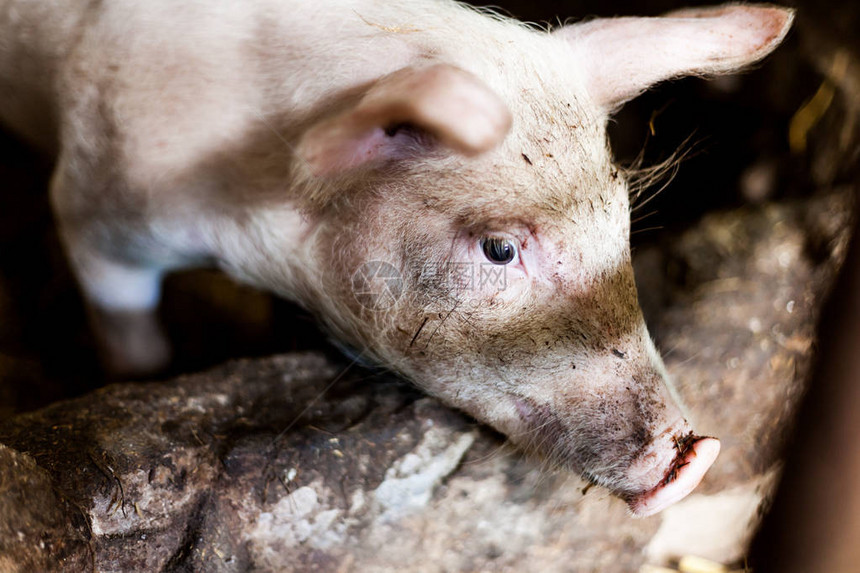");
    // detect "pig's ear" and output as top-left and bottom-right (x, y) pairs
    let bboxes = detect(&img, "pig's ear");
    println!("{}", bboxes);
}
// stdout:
(555, 4), (794, 111)
(298, 64), (512, 176)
